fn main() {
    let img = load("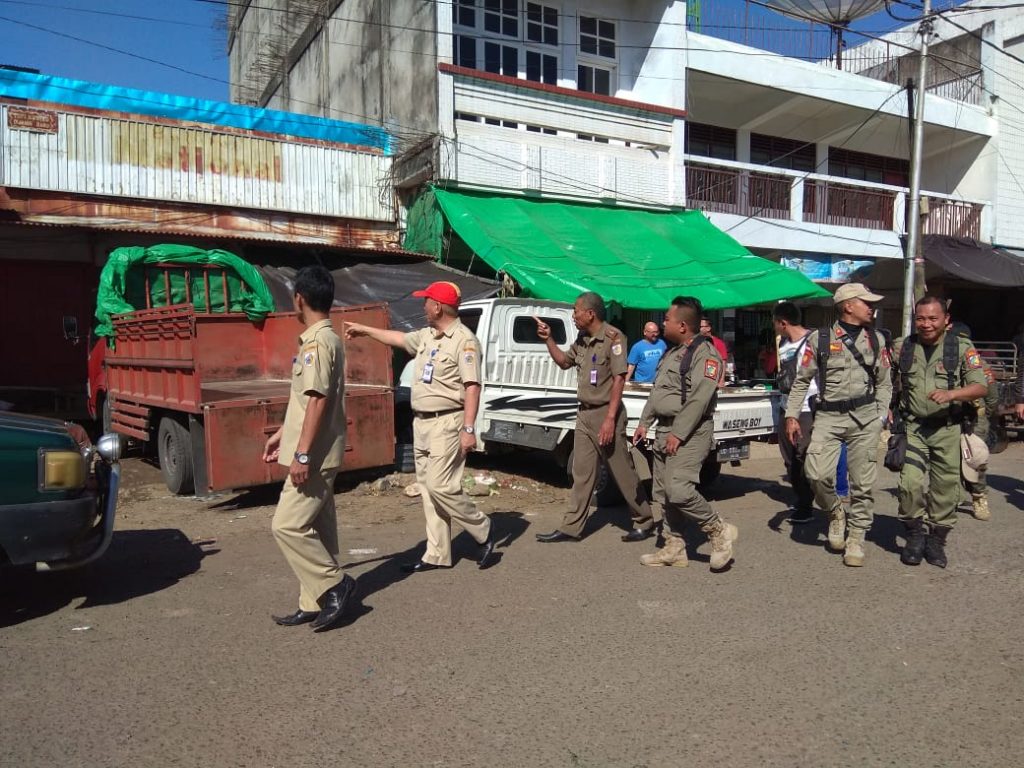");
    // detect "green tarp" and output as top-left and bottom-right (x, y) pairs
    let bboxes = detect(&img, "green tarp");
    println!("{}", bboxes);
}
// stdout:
(94, 244), (276, 337)
(406, 188), (830, 310)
